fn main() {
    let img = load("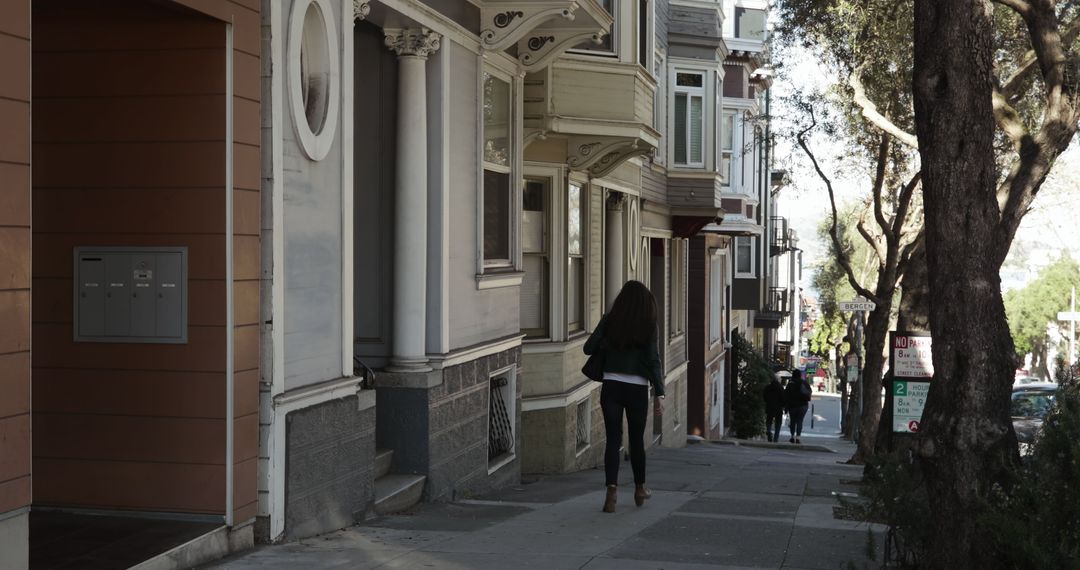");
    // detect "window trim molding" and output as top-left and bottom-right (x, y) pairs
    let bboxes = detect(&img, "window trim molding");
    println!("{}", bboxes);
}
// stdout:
(734, 236), (756, 278)
(476, 60), (524, 287)
(669, 61), (718, 171)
